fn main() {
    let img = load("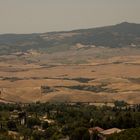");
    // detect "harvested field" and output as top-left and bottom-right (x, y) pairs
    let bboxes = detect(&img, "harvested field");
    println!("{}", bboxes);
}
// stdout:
(0, 47), (140, 104)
